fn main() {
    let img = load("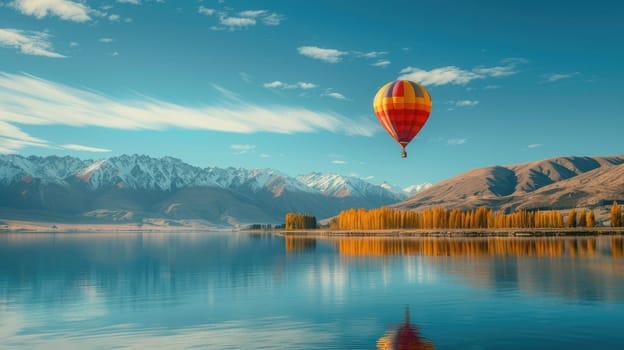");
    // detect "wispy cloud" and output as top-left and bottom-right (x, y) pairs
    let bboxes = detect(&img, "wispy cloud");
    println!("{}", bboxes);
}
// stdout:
(454, 100), (479, 107)
(0, 28), (65, 58)
(208, 8), (283, 30)
(0, 73), (376, 153)
(99, 37), (114, 43)
(220, 16), (256, 28)
(117, 0), (140, 4)
(108, 14), (120, 21)
(484, 85), (500, 90)
(236, 10), (283, 25)
(230, 144), (256, 154)
(372, 60), (391, 68)
(399, 58), (527, 86)
(0, 120), (49, 153)
(447, 138), (467, 145)
(332, 160), (346, 165)
(527, 143), (542, 149)
(198, 6), (215, 16)
(298, 46), (389, 65)
(61, 144), (111, 153)
(297, 46), (346, 63)
(324, 92), (347, 100)
(263, 81), (317, 90)
(543, 72), (579, 83)
(11, 0), (91, 22)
